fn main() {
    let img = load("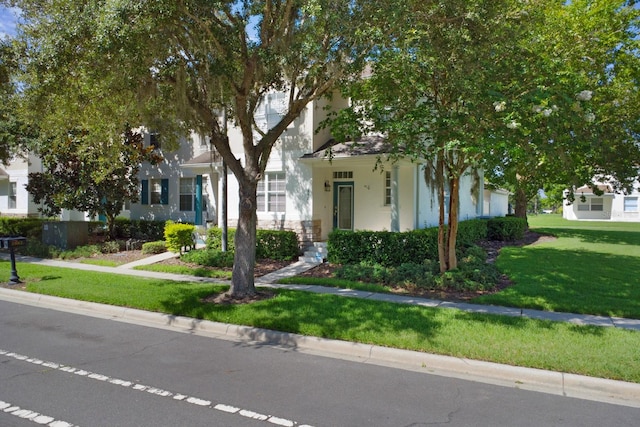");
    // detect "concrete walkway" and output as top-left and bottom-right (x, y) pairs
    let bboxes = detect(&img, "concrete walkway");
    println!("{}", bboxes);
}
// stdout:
(1, 252), (640, 408)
